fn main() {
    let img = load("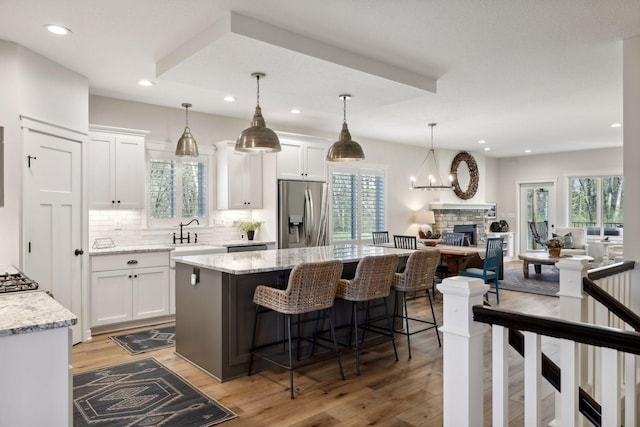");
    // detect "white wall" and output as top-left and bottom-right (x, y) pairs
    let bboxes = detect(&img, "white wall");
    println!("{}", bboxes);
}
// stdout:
(90, 96), (496, 241)
(0, 41), (88, 266)
(495, 147), (623, 247)
(623, 35), (640, 312)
